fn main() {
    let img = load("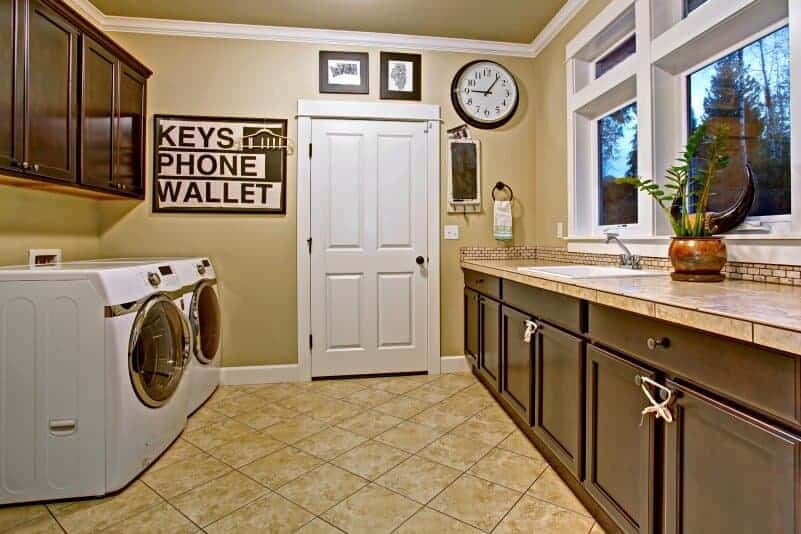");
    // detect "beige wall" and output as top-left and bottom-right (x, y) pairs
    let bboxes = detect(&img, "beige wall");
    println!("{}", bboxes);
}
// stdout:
(97, 33), (538, 367)
(0, 185), (100, 265)
(532, 0), (611, 246)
